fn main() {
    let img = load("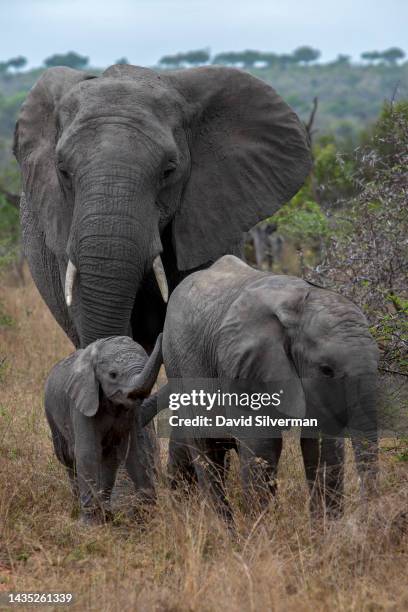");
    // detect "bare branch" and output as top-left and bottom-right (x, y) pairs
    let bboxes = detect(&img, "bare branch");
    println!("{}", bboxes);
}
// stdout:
(0, 186), (20, 209)
(305, 97), (319, 142)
